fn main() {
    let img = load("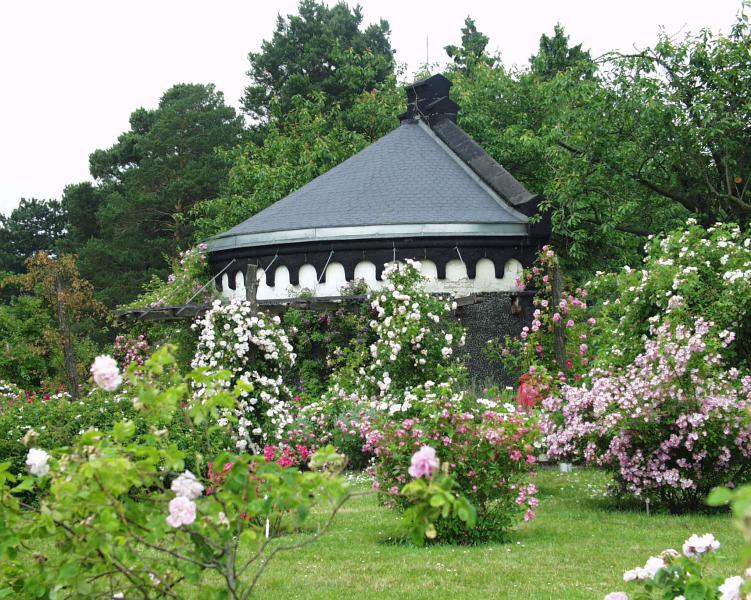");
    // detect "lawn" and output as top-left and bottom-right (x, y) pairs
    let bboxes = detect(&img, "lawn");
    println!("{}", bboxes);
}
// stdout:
(248, 468), (743, 599)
